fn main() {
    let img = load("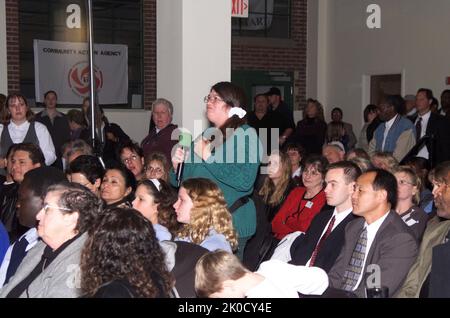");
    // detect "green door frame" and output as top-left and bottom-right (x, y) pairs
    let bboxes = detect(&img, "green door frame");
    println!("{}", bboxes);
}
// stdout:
(232, 70), (293, 112)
